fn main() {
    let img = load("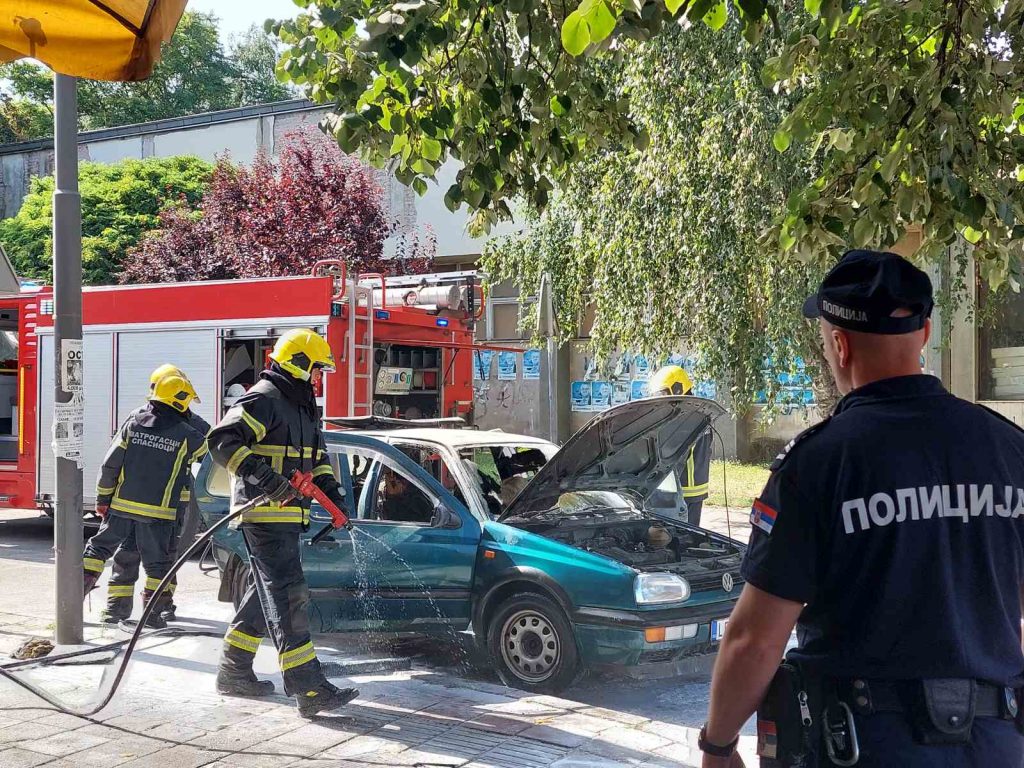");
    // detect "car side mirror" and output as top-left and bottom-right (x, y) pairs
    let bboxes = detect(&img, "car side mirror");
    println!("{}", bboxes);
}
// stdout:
(430, 504), (462, 529)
